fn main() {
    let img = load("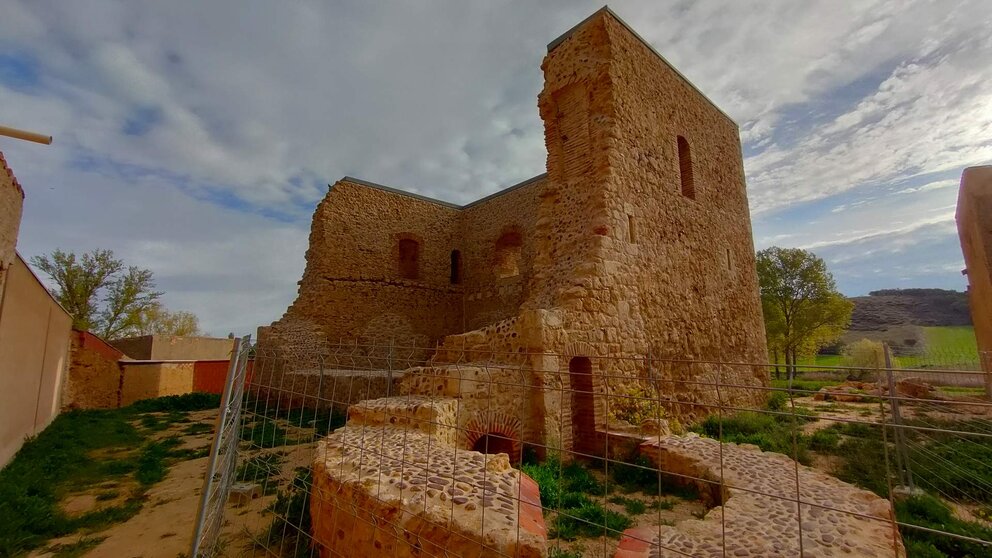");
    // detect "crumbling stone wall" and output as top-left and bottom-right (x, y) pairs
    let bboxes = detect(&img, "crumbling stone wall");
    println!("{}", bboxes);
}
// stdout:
(0, 151), (24, 295)
(957, 166), (992, 375)
(63, 330), (126, 410)
(261, 8), (768, 451)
